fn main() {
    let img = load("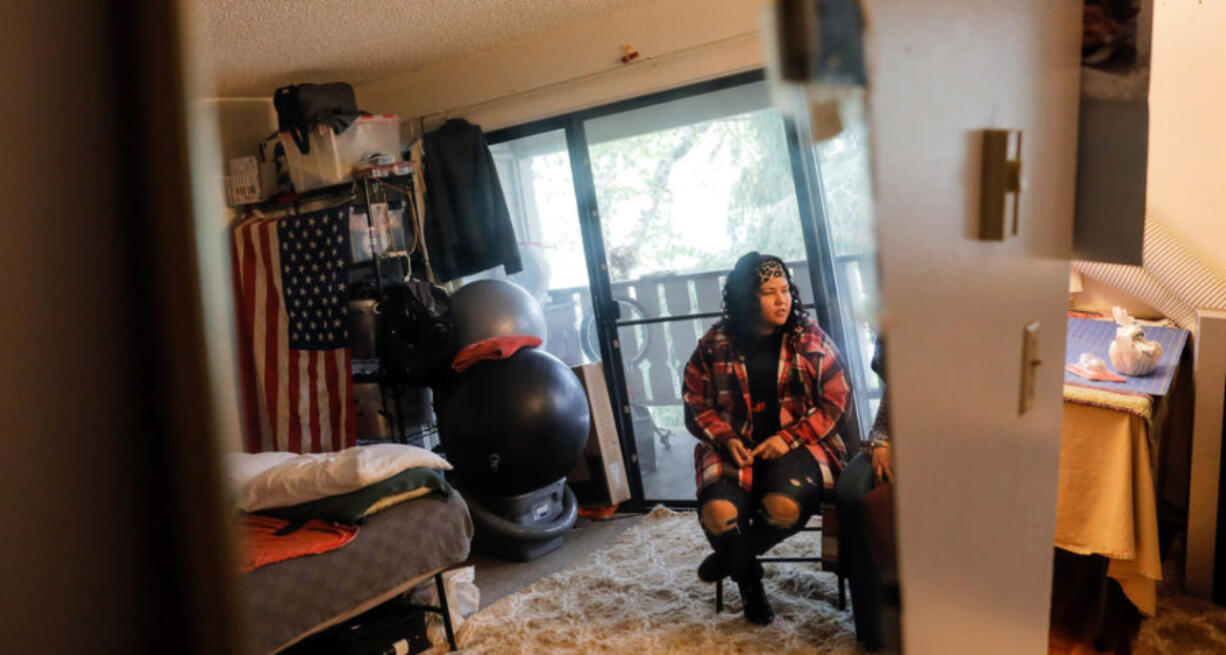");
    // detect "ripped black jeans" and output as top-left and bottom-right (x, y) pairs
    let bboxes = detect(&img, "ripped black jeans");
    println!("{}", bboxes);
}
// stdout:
(696, 445), (824, 583)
